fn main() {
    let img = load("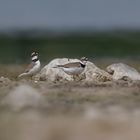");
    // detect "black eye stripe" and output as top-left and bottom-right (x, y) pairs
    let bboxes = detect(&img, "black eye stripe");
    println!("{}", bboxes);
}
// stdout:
(31, 51), (38, 57)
